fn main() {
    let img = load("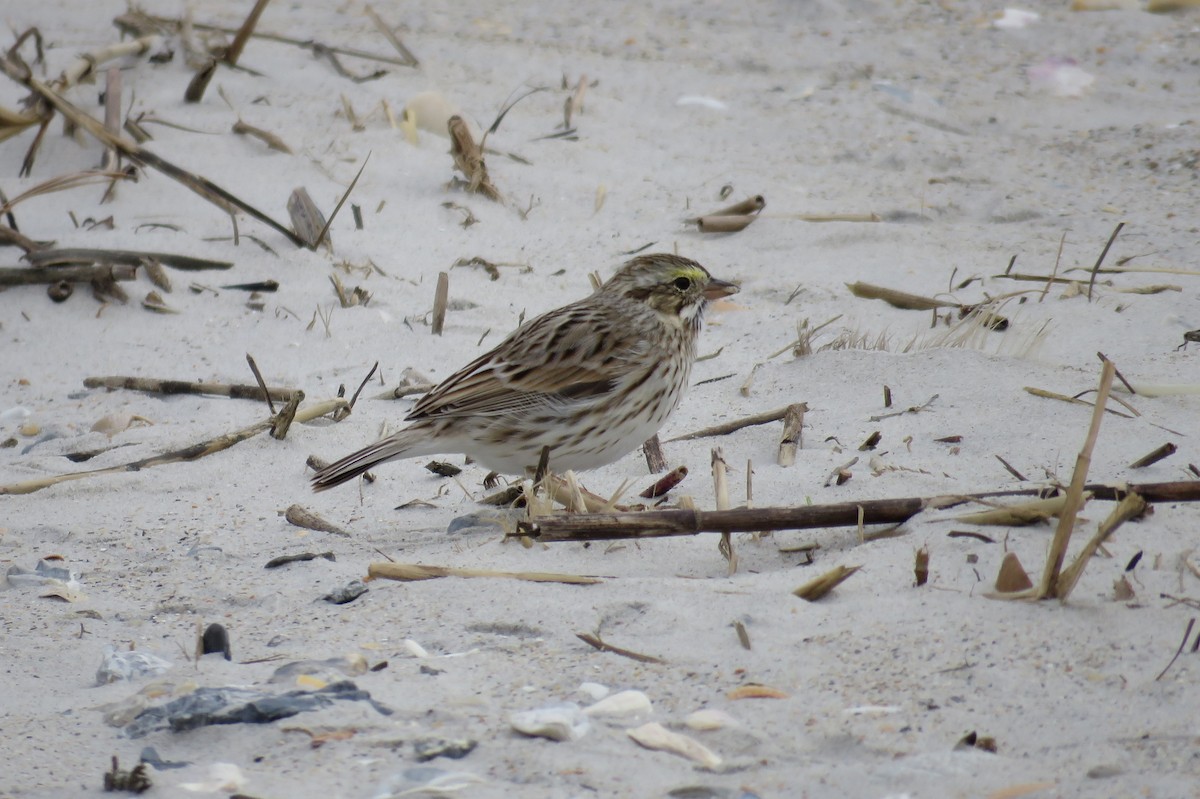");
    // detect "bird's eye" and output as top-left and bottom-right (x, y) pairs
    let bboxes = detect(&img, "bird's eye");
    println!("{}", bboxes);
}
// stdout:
(672, 276), (692, 291)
